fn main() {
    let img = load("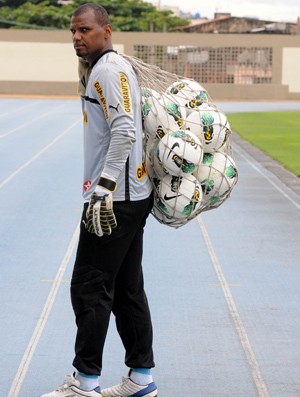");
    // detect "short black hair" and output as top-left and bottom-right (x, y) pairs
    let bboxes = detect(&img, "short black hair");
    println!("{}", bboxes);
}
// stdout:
(72, 3), (110, 26)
